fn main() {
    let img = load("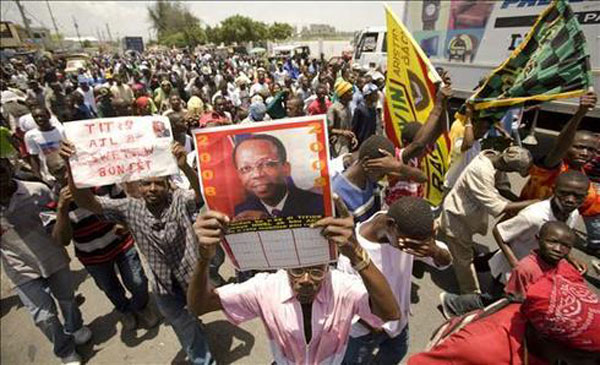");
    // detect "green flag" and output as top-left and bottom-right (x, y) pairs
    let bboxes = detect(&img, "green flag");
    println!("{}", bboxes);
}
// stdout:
(469, 0), (592, 120)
